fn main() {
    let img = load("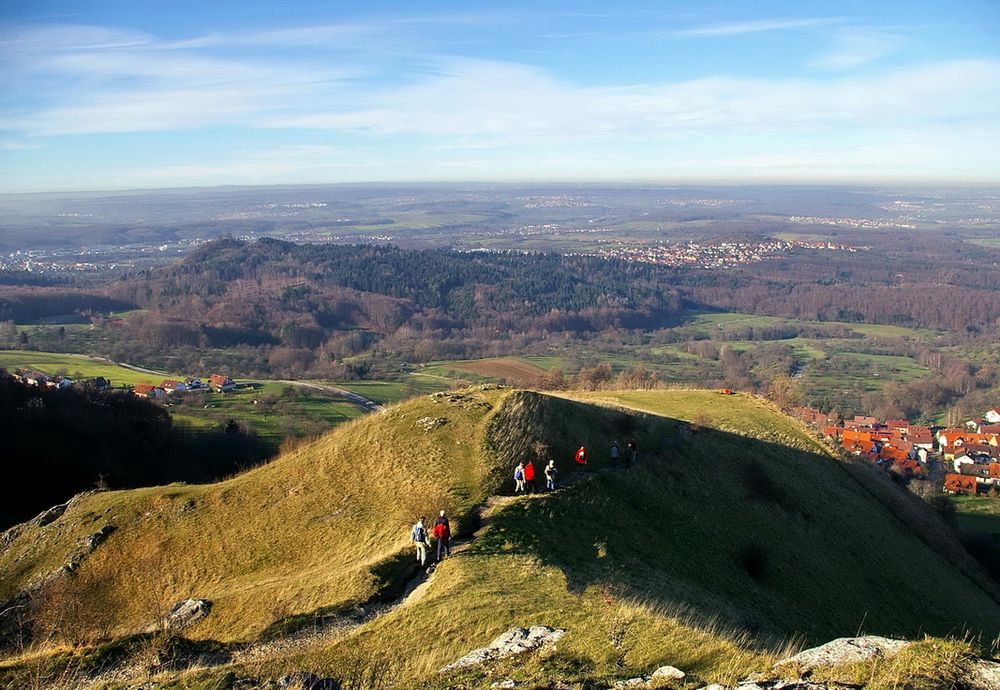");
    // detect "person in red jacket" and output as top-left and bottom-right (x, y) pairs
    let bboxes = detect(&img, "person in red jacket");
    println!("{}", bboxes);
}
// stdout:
(575, 446), (587, 469)
(523, 459), (536, 493)
(433, 510), (451, 560)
